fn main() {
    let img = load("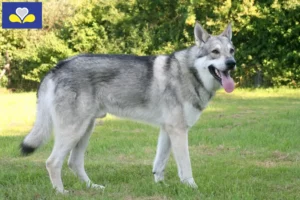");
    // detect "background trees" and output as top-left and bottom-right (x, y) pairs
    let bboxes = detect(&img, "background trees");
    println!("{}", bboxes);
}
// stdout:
(0, 0), (299, 90)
